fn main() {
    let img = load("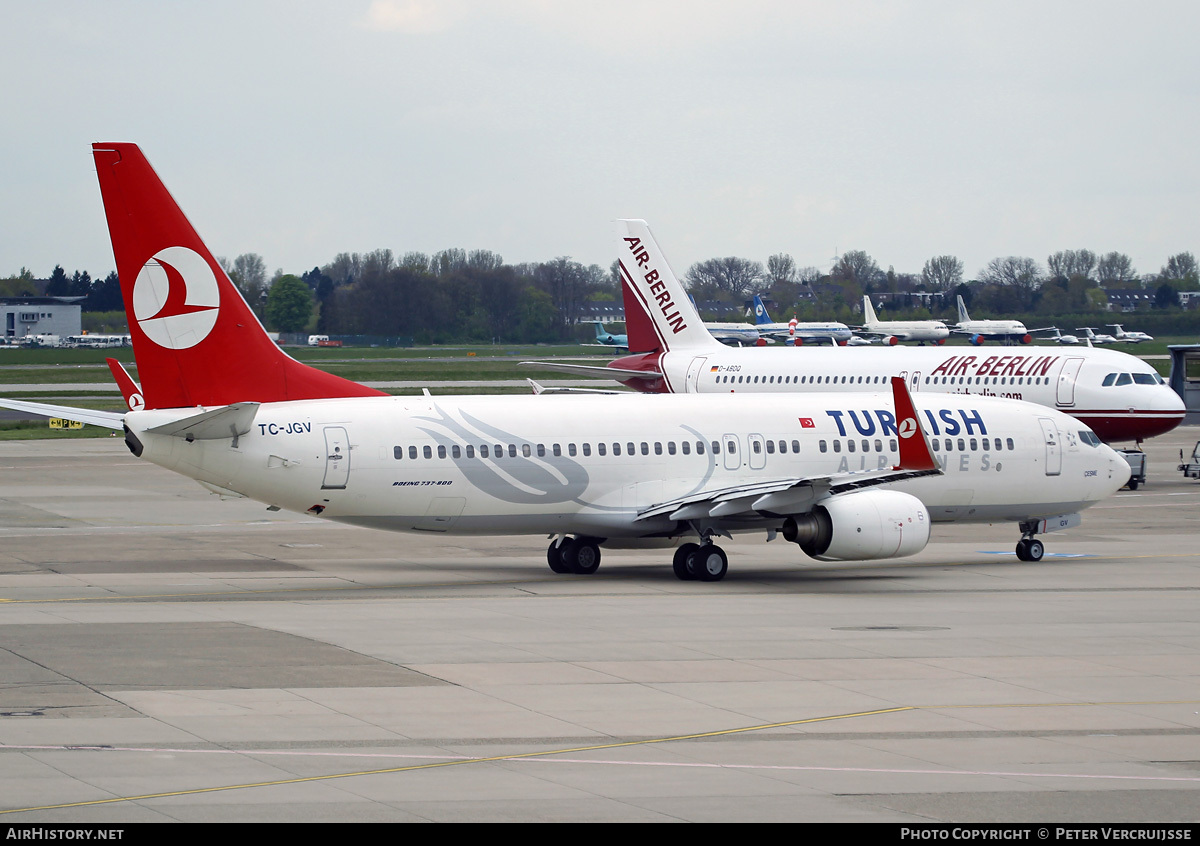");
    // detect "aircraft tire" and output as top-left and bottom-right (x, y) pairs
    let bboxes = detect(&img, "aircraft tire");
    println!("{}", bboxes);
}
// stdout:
(547, 540), (571, 574)
(1025, 539), (1044, 561)
(692, 544), (728, 582)
(672, 543), (699, 580)
(569, 539), (602, 575)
